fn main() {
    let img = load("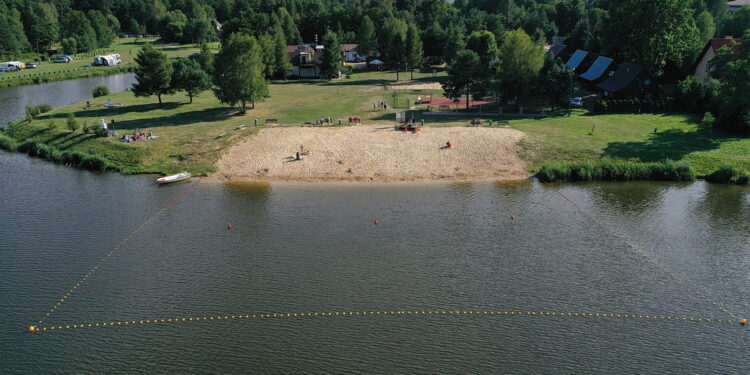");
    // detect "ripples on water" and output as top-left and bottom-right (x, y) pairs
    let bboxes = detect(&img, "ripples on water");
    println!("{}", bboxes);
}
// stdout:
(1, 152), (749, 373)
